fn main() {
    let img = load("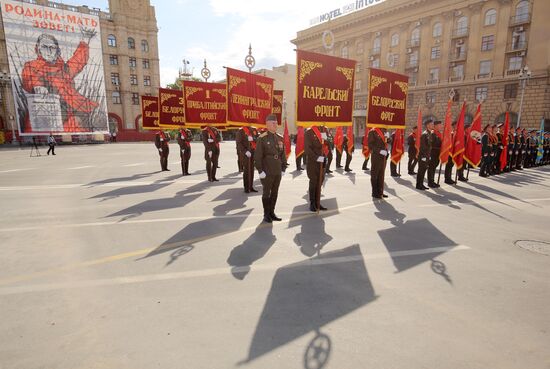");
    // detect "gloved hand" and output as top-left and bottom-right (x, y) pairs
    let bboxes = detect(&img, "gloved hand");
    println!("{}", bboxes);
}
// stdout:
(208, 138), (214, 143)
(208, 151), (212, 158)
(421, 157), (427, 162)
(380, 149), (388, 156)
(181, 149), (185, 153)
(259, 171), (267, 179)
(281, 170), (285, 176)
(321, 132), (327, 140)
(245, 151), (252, 158)
(158, 148), (163, 153)
(316, 156), (325, 163)
(247, 136), (253, 142)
